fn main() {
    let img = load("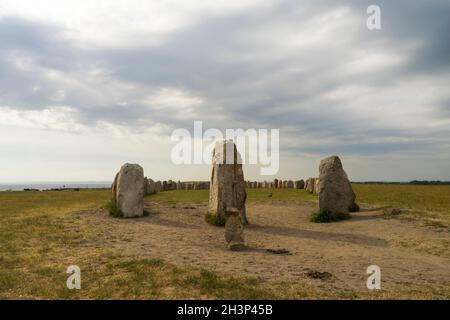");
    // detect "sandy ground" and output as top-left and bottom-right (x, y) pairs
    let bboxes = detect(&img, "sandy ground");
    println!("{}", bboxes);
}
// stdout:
(81, 200), (450, 293)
